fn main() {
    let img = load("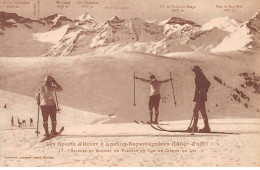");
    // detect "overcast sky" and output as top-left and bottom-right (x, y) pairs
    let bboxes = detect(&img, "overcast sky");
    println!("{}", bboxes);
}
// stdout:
(1, 0), (259, 25)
